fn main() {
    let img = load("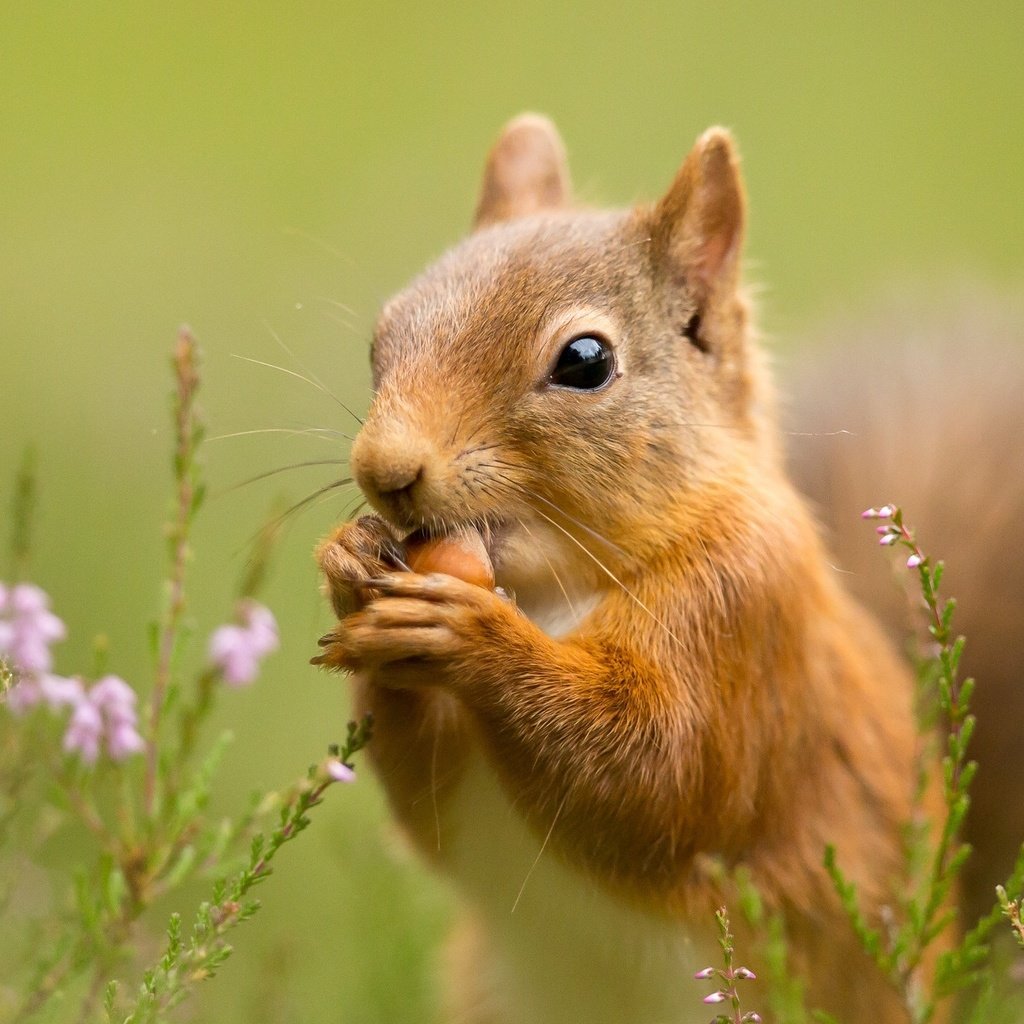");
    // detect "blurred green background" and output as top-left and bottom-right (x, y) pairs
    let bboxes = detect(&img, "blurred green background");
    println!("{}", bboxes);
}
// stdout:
(2, 3), (1021, 1021)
